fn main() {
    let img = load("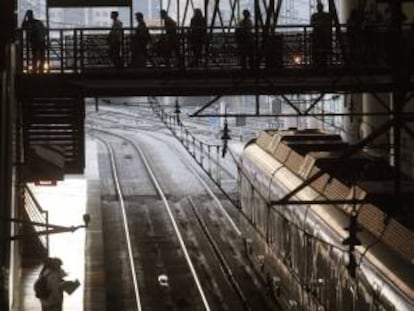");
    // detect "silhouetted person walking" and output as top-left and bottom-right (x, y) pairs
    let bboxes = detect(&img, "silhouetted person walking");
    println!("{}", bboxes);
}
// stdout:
(189, 9), (206, 67)
(311, 2), (332, 67)
(22, 10), (46, 73)
(160, 10), (180, 67)
(108, 11), (123, 68)
(235, 9), (254, 70)
(346, 9), (363, 66)
(131, 12), (150, 67)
